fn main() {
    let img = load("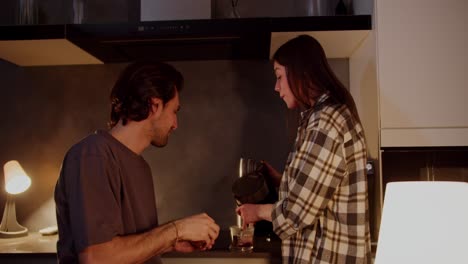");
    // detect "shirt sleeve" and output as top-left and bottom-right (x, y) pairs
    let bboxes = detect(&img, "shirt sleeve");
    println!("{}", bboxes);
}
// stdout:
(63, 153), (124, 253)
(271, 127), (346, 239)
